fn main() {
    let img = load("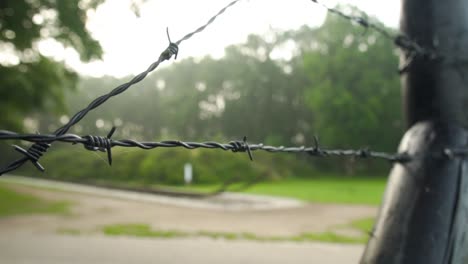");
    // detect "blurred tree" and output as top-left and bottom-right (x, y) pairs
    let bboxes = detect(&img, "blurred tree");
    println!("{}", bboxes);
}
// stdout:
(57, 8), (402, 152)
(219, 34), (312, 145)
(0, 0), (104, 130)
(302, 8), (402, 152)
(33, 5), (402, 176)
